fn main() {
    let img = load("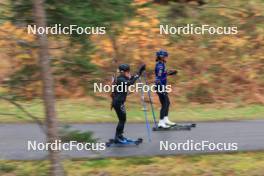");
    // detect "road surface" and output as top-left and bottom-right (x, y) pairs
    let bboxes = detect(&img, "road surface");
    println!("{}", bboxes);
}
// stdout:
(0, 120), (264, 160)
